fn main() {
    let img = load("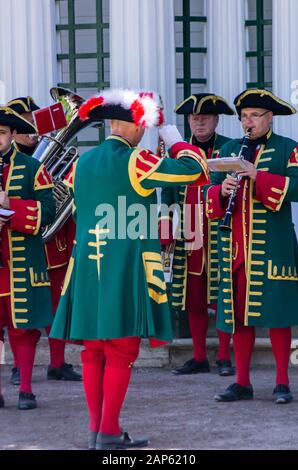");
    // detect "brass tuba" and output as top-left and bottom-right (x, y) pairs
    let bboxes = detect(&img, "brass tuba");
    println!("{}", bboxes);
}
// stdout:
(32, 87), (103, 242)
